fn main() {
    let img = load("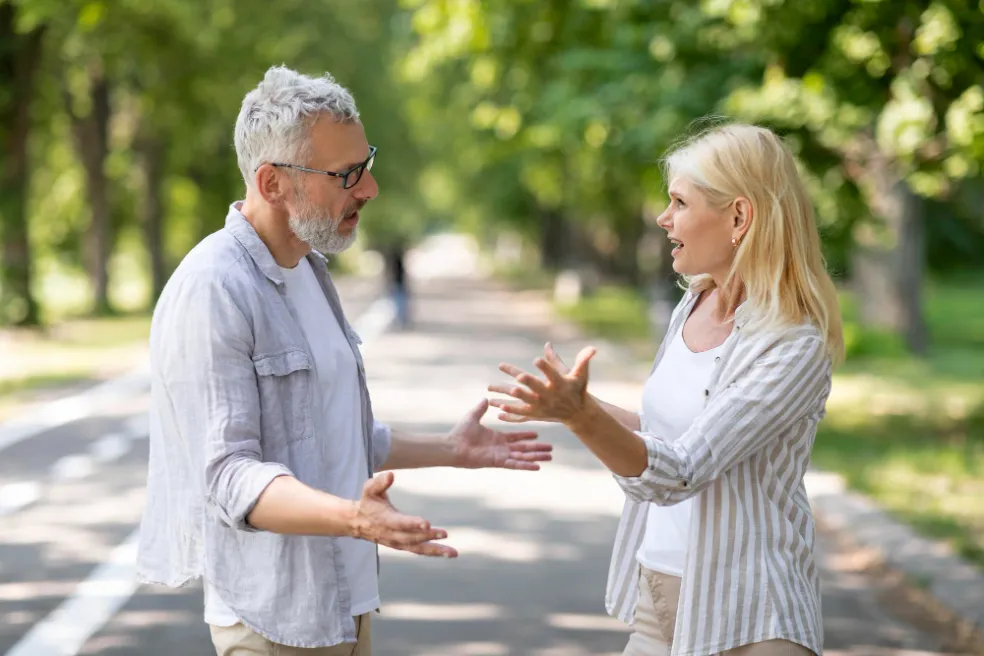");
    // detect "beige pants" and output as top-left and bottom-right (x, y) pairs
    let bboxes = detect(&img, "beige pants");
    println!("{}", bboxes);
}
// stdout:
(210, 614), (372, 656)
(623, 567), (814, 656)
